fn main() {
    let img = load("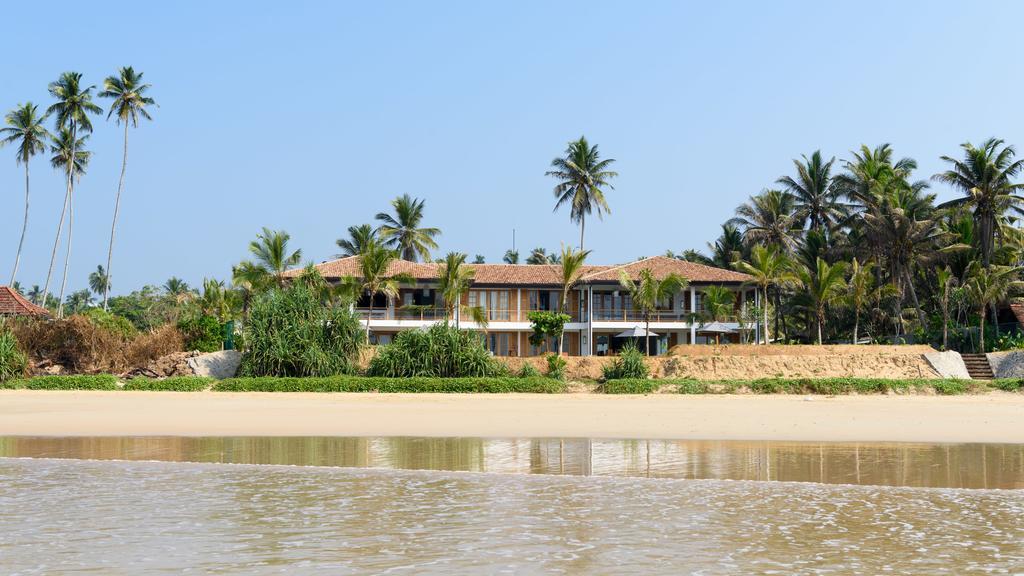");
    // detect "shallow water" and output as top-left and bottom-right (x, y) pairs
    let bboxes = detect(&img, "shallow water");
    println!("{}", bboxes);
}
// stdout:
(0, 458), (1022, 575)
(2, 436), (1023, 489)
